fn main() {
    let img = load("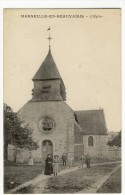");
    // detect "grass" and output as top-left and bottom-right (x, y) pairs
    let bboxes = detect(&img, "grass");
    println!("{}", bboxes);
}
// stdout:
(44, 164), (118, 193)
(97, 166), (121, 193)
(89, 158), (121, 164)
(75, 158), (120, 165)
(4, 162), (72, 193)
(4, 163), (43, 193)
(13, 164), (121, 194)
(13, 185), (34, 194)
(4, 159), (121, 194)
